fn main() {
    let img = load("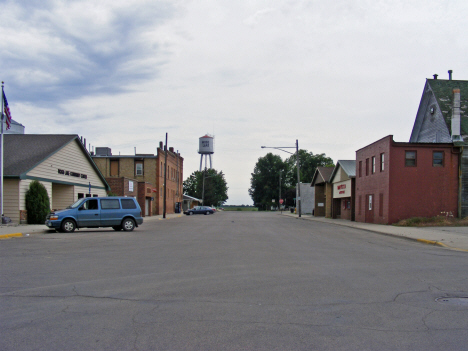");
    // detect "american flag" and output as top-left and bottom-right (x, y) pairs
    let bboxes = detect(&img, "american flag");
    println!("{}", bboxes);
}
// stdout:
(3, 91), (12, 130)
